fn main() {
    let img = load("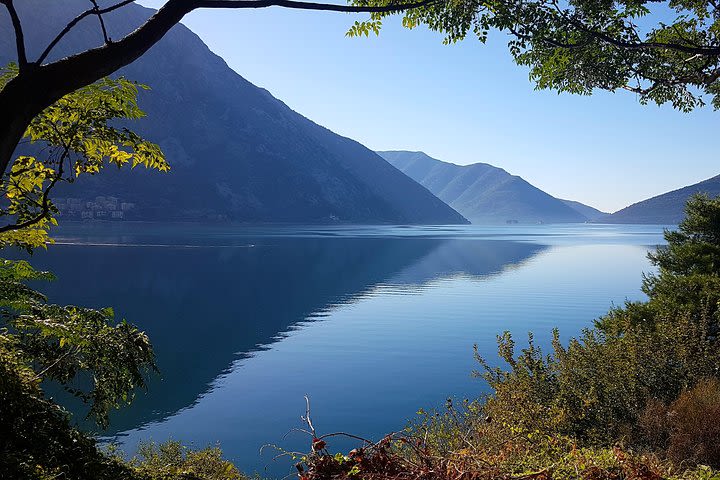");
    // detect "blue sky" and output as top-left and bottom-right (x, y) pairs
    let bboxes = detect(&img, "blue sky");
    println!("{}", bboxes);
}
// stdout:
(139, 2), (719, 212)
